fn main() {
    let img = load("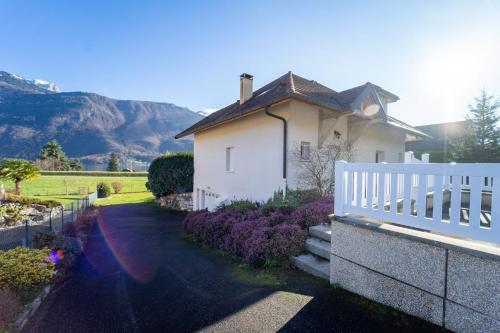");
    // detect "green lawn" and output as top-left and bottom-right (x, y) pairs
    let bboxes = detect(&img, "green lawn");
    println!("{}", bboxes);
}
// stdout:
(95, 192), (154, 206)
(3, 175), (148, 197)
(2, 175), (152, 207)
